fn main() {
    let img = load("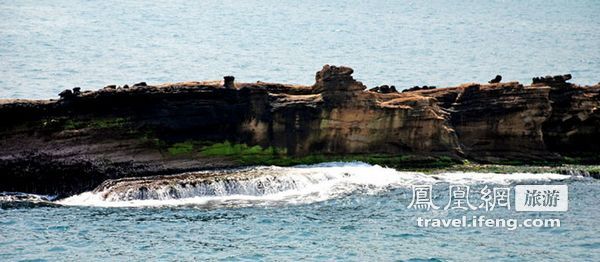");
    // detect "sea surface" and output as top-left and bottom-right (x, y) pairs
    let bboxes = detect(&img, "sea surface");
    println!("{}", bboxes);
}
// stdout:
(1, 162), (599, 261)
(2, 1), (600, 261)
(1, 0), (599, 99)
